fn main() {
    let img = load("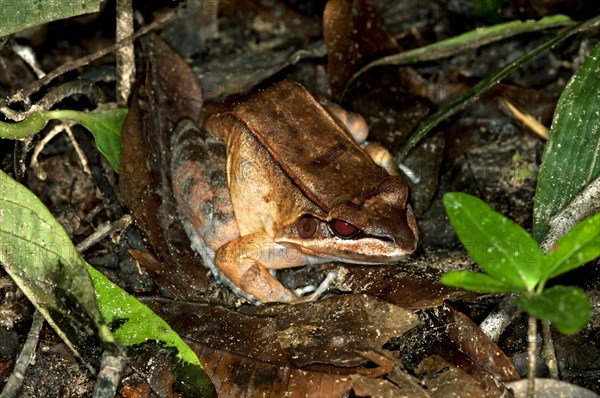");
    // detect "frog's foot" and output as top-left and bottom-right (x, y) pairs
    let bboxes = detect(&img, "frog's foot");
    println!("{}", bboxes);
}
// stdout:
(322, 102), (369, 144)
(292, 270), (338, 302)
(363, 142), (400, 176)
